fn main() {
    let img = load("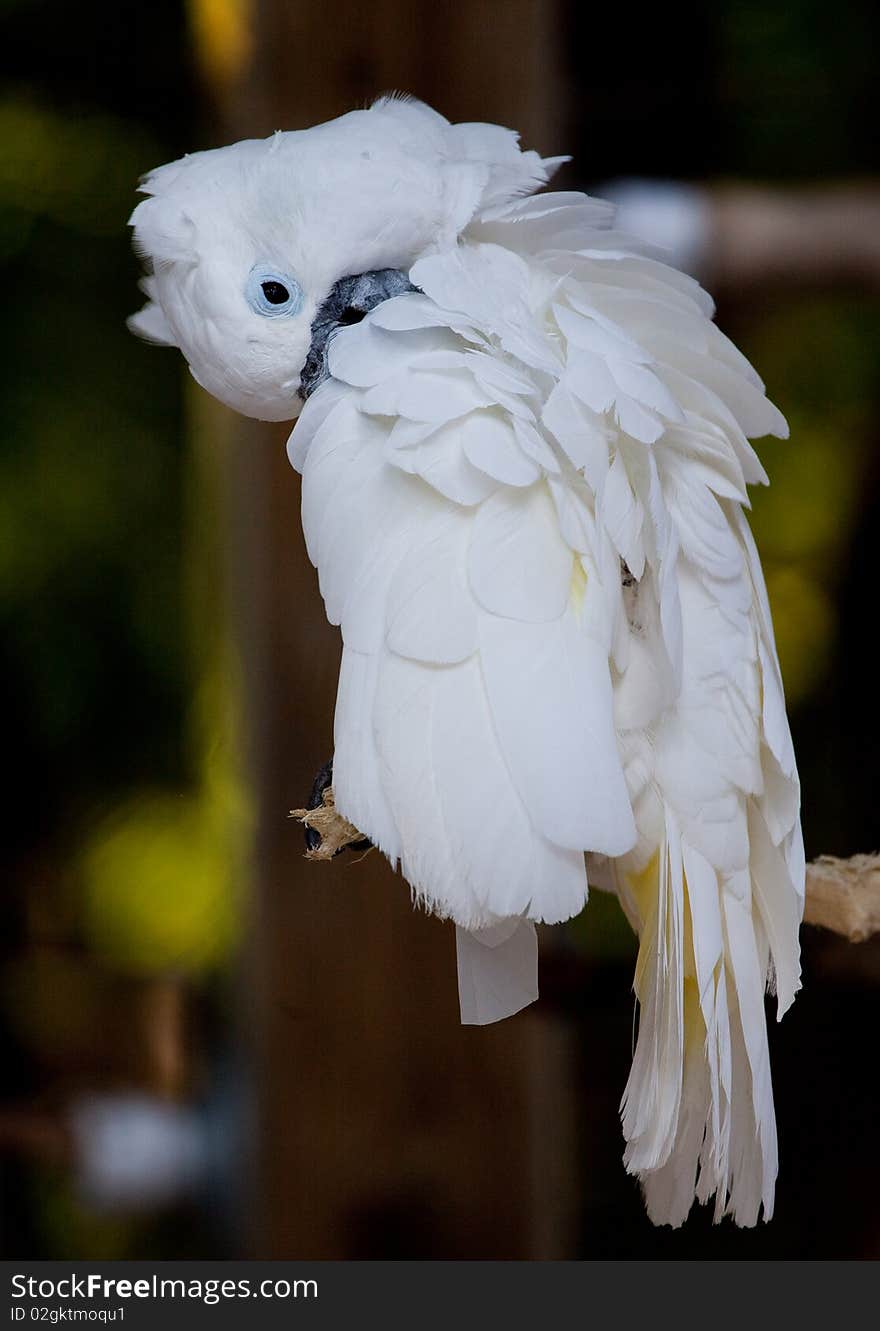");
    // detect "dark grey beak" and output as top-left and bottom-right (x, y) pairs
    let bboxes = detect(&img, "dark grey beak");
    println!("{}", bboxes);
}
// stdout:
(298, 268), (417, 401)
